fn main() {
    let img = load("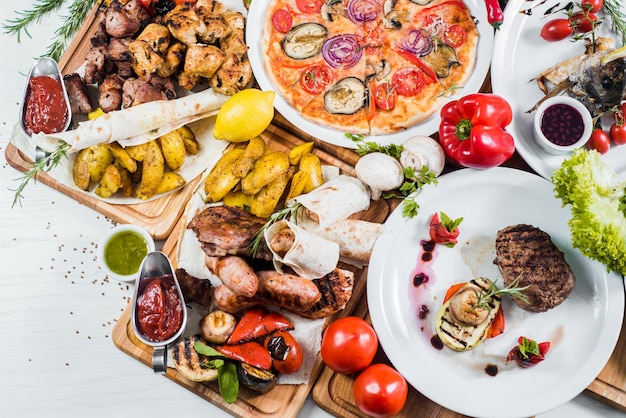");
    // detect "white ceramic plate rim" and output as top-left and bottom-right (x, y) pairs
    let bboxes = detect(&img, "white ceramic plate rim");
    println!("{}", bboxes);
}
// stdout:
(490, 0), (626, 180)
(246, 0), (494, 149)
(367, 167), (625, 418)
